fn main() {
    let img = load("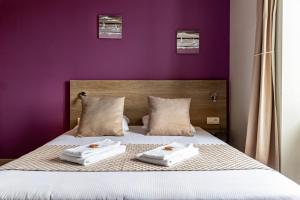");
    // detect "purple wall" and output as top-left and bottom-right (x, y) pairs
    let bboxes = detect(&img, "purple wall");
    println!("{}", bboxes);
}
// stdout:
(0, 0), (229, 158)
